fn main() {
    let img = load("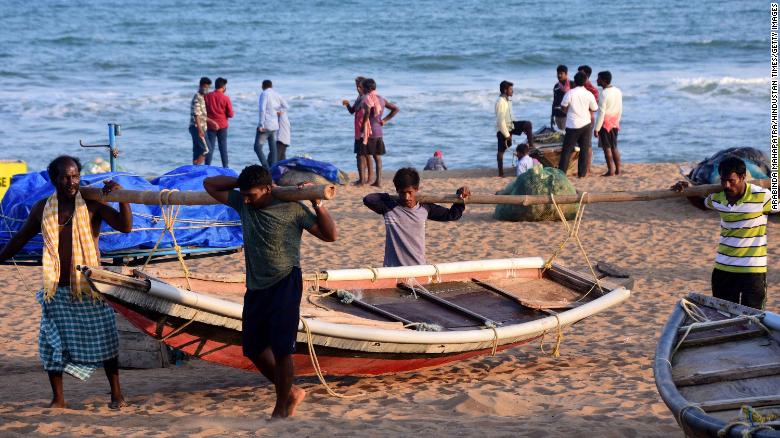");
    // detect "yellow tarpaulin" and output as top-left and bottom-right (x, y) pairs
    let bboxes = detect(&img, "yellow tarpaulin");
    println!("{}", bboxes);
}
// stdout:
(0, 160), (27, 201)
